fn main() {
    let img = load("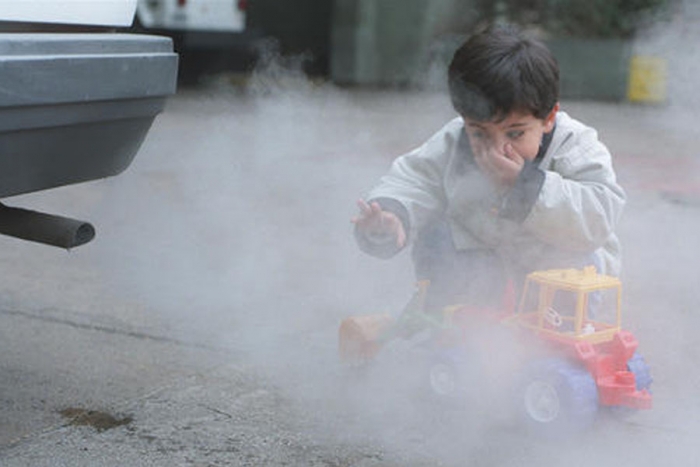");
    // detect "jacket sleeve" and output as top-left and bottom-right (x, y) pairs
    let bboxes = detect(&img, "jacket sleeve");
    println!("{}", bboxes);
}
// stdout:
(515, 125), (626, 252)
(355, 119), (459, 258)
